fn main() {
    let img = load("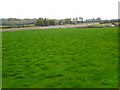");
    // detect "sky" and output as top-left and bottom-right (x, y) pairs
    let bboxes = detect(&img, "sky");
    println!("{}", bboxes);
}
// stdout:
(1, 0), (119, 20)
